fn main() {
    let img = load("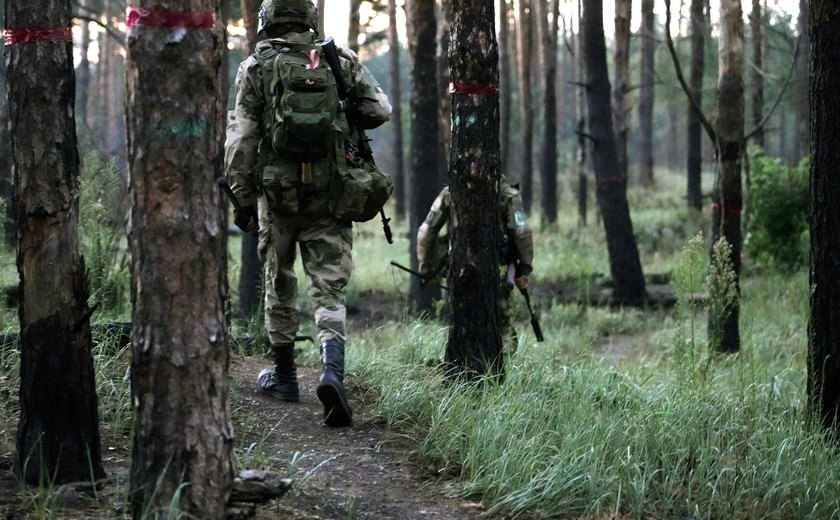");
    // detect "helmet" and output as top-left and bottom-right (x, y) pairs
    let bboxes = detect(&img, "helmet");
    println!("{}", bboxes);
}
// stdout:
(258, 0), (319, 35)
